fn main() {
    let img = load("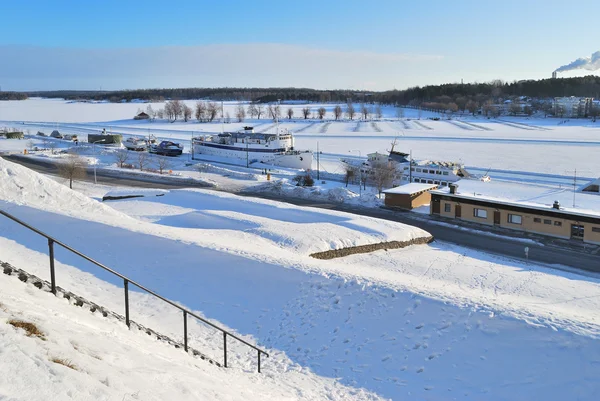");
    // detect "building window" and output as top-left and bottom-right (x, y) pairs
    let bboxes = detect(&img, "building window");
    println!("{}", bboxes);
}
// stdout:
(443, 171), (449, 176)
(411, 168), (415, 172)
(427, 180), (434, 184)
(429, 170), (435, 174)
(543, 219), (551, 225)
(474, 208), (487, 218)
(534, 218), (541, 223)
(441, 182), (447, 186)
(592, 227), (600, 233)
(554, 221), (562, 227)
(508, 214), (522, 225)
(434, 180), (440, 185)
(444, 203), (451, 213)
(415, 168), (421, 172)
(436, 171), (442, 175)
